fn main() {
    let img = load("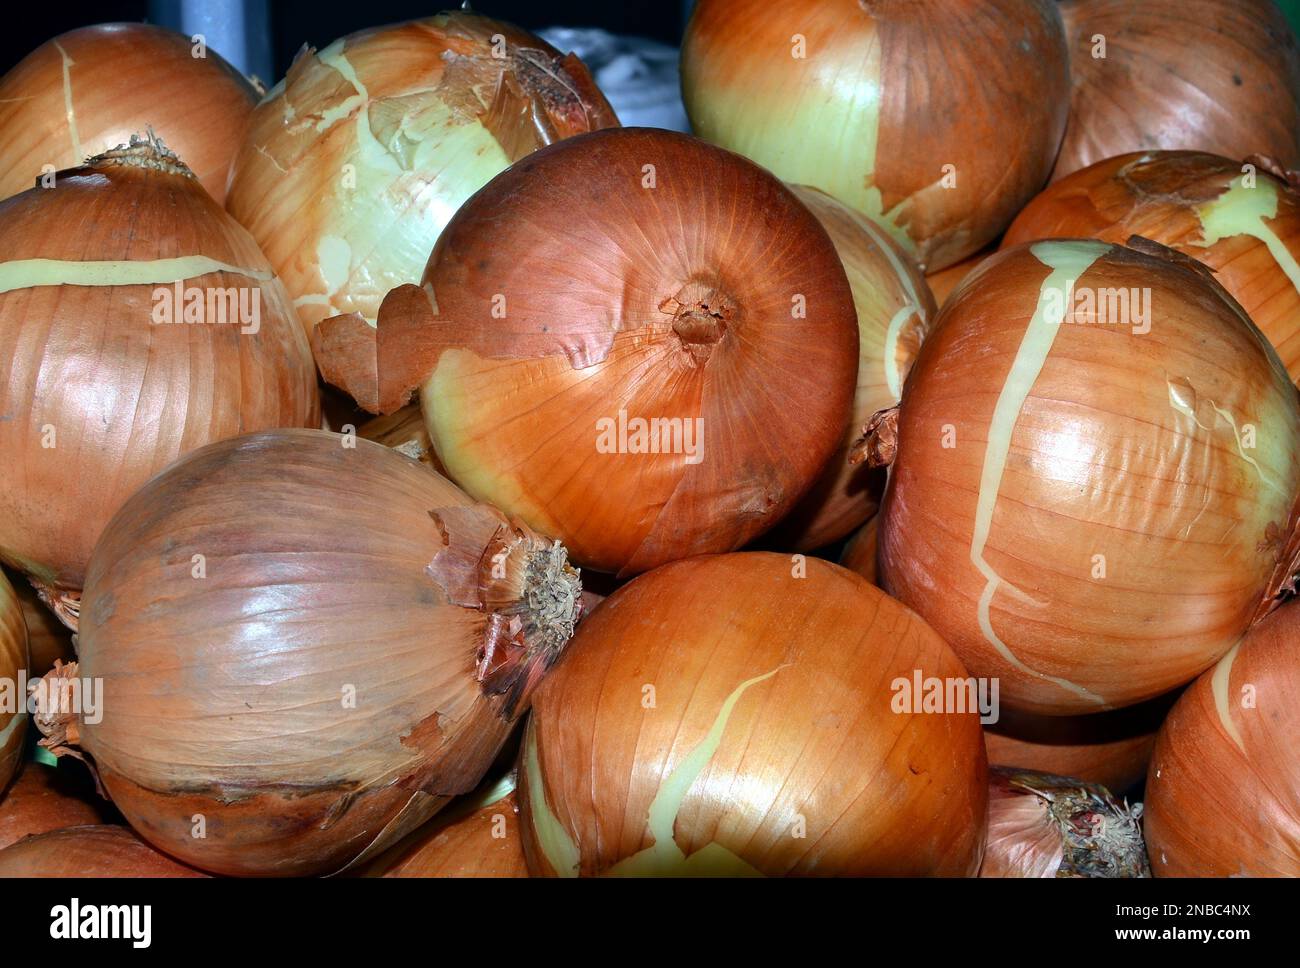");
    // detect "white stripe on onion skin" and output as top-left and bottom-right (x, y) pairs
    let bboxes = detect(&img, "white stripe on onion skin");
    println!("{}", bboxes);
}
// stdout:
(0, 256), (273, 293)
(53, 41), (80, 161)
(969, 240), (1110, 707)
(1209, 640), (1246, 754)
(522, 719), (580, 878)
(1195, 176), (1300, 299)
